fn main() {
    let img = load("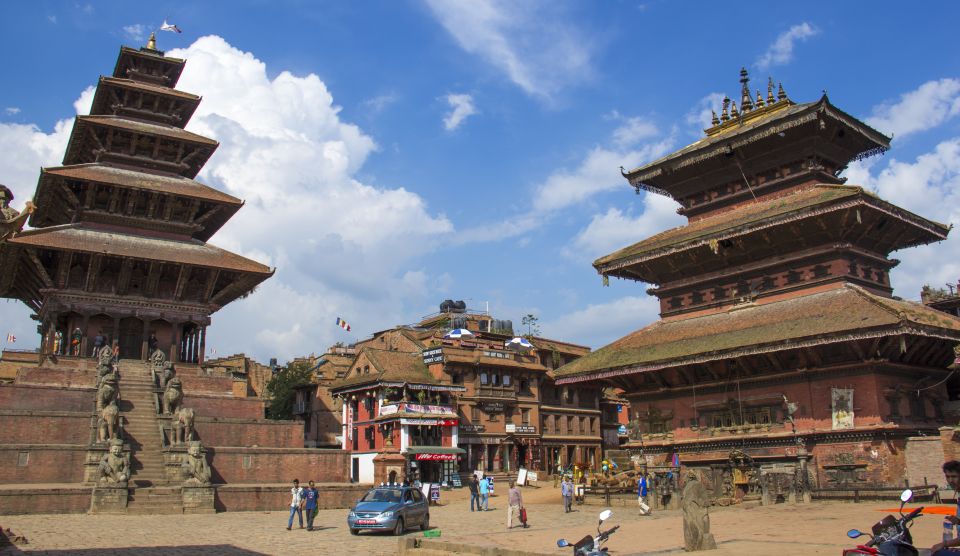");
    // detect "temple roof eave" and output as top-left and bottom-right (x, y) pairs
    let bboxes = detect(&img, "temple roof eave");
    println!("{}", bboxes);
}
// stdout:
(552, 284), (960, 384)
